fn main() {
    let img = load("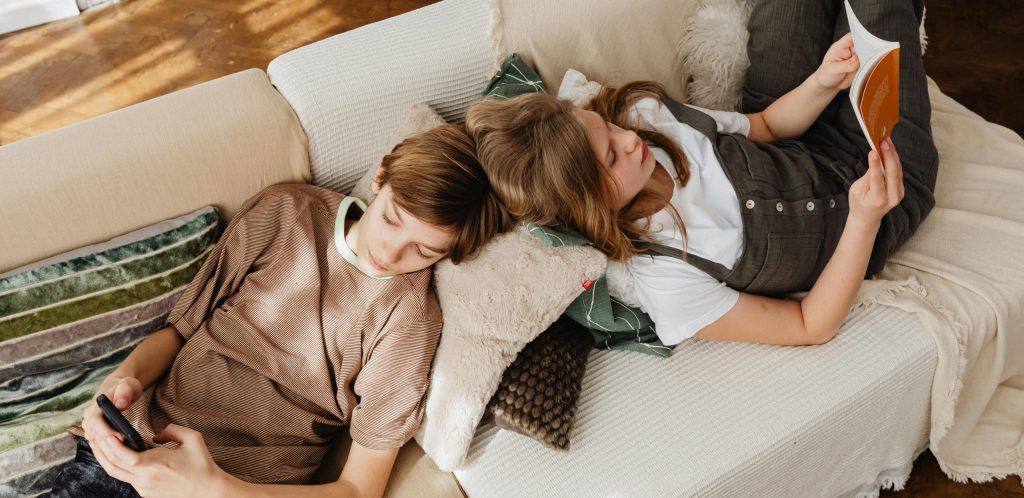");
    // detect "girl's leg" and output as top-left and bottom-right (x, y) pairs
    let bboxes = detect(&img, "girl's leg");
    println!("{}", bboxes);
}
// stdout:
(834, 0), (939, 275)
(742, 0), (839, 113)
(42, 438), (141, 498)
